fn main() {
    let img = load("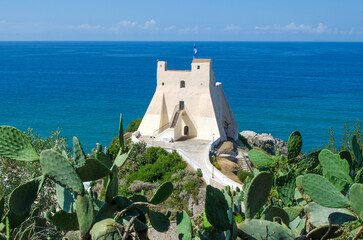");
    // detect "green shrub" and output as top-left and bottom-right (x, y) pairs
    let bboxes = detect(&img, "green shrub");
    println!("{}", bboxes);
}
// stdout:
(196, 168), (203, 178)
(108, 136), (120, 159)
(237, 170), (254, 183)
(127, 151), (186, 183)
(125, 118), (142, 132)
(144, 147), (168, 164)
